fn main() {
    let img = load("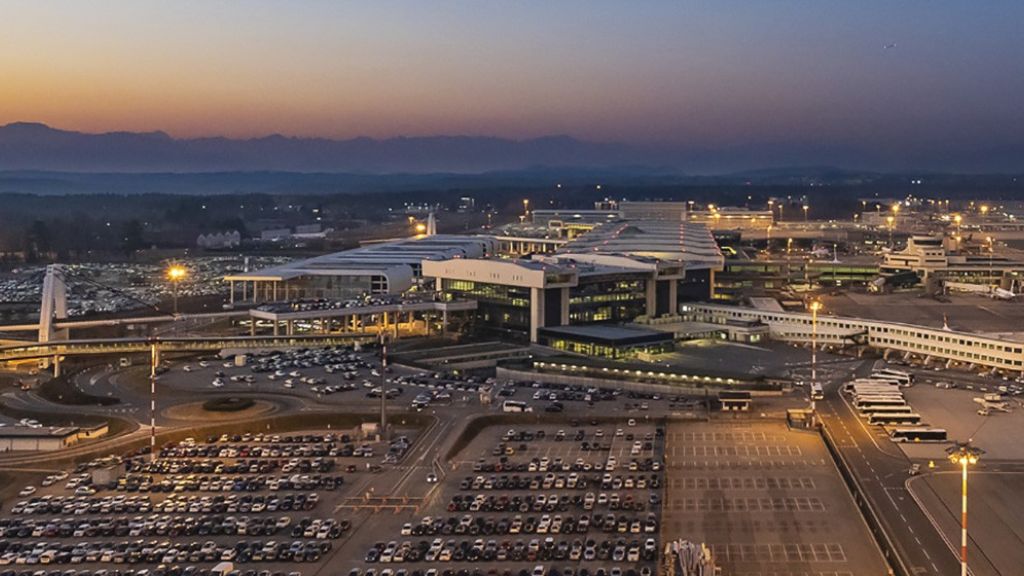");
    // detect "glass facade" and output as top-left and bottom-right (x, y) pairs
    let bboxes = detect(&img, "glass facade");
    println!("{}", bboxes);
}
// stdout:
(441, 279), (532, 333)
(542, 337), (672, 359)
(569, 275), (647, 323)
